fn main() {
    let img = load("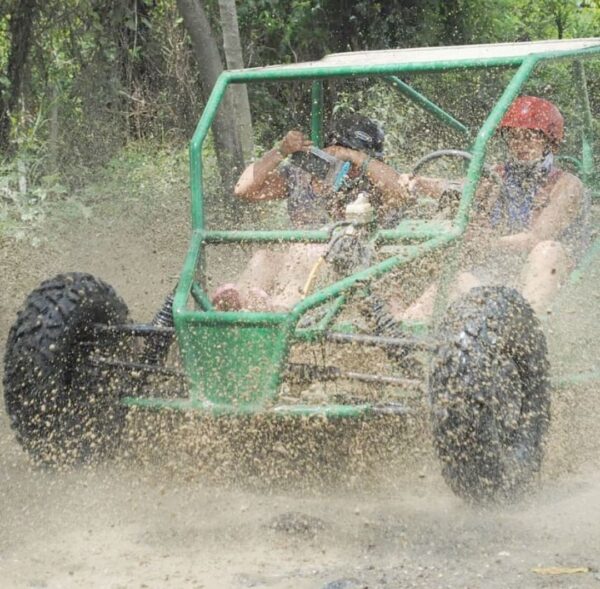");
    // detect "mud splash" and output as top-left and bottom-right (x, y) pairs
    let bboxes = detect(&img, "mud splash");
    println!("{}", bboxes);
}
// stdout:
(1, 196), (600, 588)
